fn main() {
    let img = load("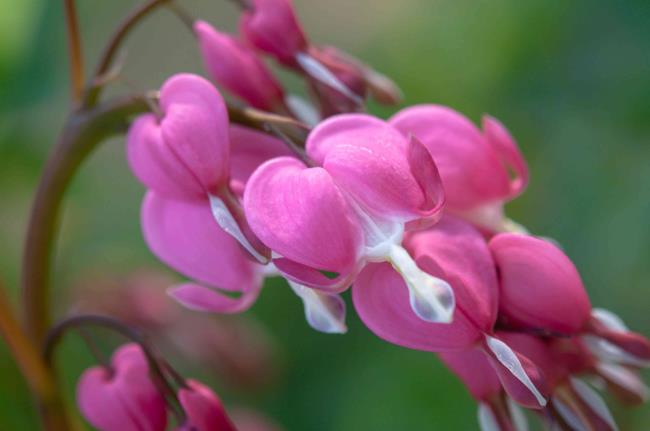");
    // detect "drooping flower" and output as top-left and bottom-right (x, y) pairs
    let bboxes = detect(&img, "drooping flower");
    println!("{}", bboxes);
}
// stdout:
(389, 105), (529, 233)
(177, 380), (237, 431)
(244, 114), (455, 323)
(195, 20), (286, 111)
(76, 343), (167, 431)
(352, 216), (548, 408)
(490, 233), (650, 361)
(140, 125), (348, 333)
(127, 73), (268, 263)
